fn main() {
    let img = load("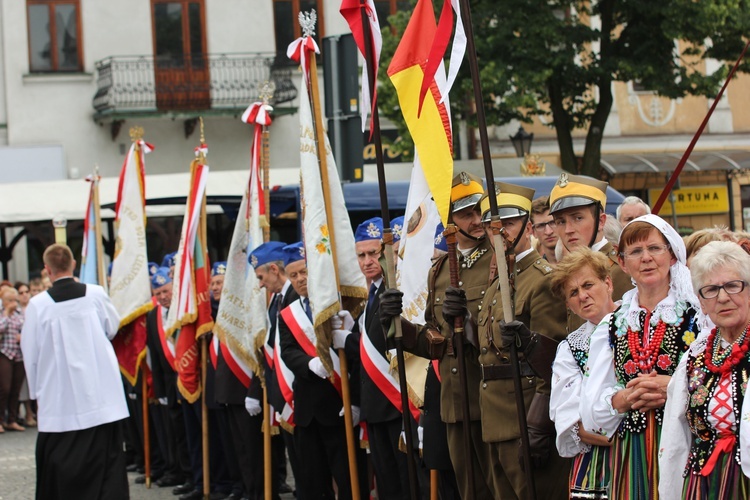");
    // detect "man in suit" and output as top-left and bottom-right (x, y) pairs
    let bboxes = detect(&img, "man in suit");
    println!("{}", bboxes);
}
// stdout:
(21, 244), (129, 499)
(278, 242), (367, 500)
(250, 240), (300, 495)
